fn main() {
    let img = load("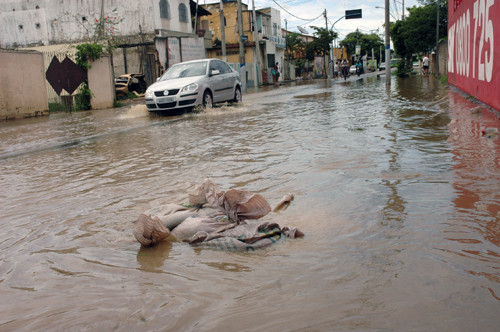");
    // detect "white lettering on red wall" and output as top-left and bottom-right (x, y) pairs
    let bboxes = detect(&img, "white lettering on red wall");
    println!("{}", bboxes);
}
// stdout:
(448, 0), (499, 111)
